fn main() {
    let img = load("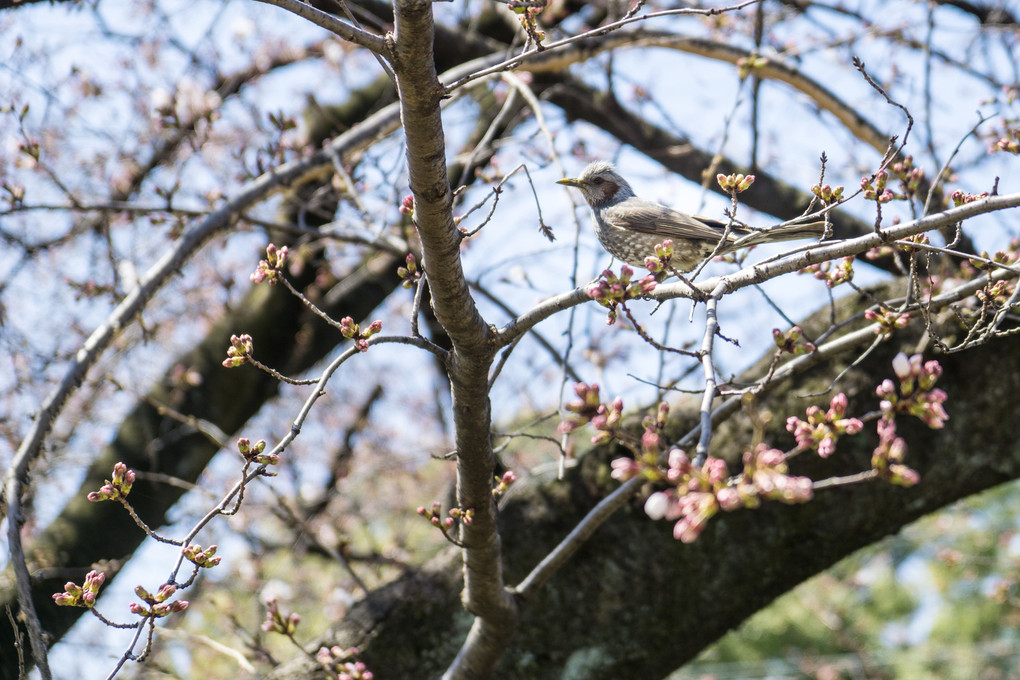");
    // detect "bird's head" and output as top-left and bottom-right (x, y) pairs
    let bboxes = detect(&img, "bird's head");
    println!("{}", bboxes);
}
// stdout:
(557, 161), (635, 207)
